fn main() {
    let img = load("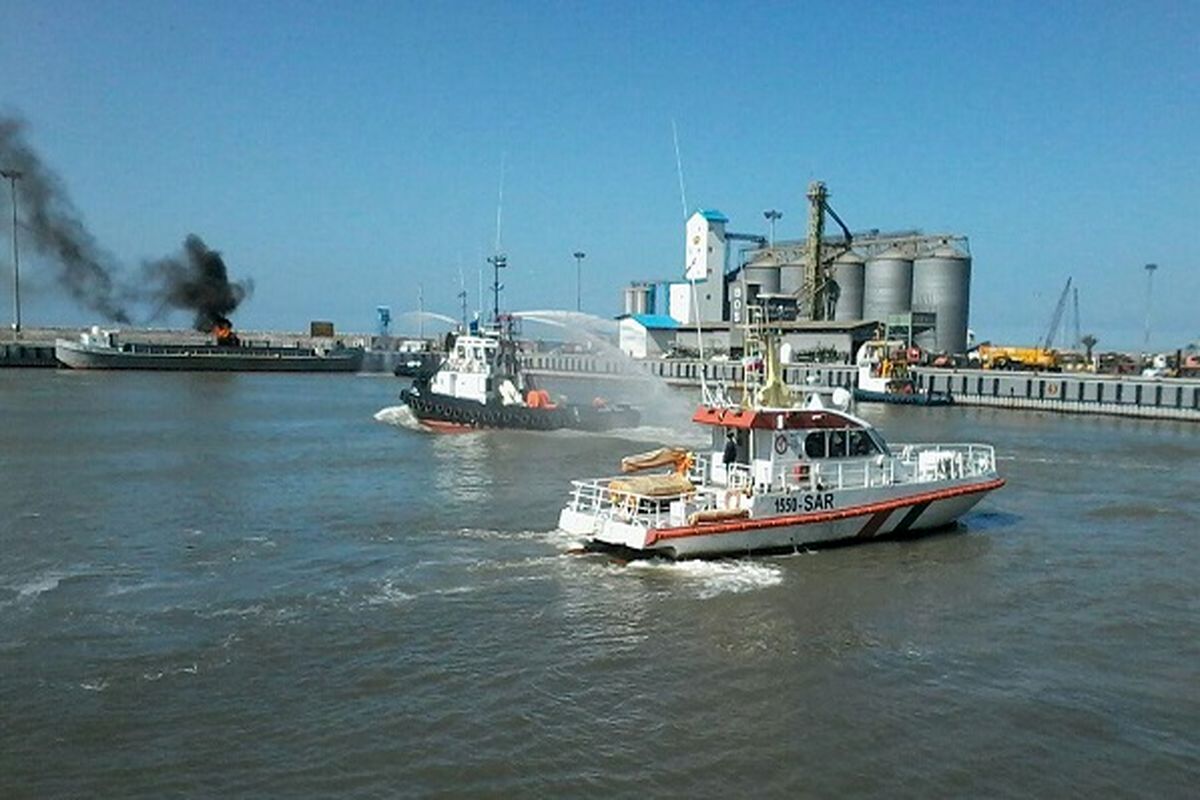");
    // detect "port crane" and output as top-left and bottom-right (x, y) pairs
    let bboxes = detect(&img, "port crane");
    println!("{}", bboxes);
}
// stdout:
(976, 277), (1073, 371)
(1041, 277), (1073, 350)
